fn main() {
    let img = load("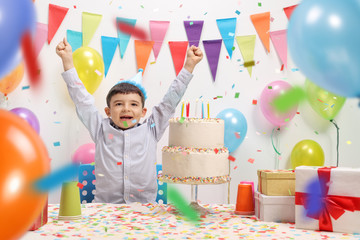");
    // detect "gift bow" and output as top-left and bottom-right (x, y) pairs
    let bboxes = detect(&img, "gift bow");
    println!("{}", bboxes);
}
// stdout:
(295, 167), (360, 232)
